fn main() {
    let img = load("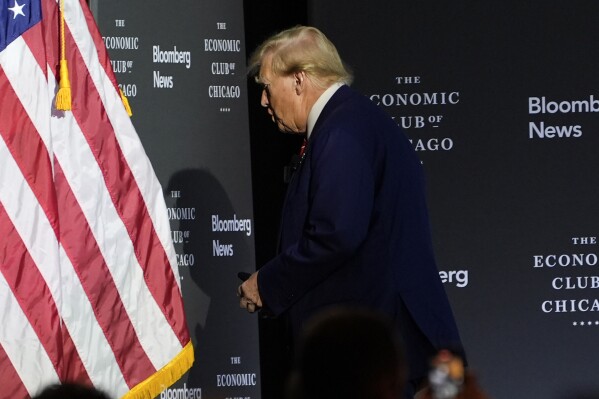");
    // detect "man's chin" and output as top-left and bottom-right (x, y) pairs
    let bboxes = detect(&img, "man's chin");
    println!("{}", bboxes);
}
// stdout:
(279, 128), (304, 135)
(275, 121), (292, 134)
(275, 122), (304, 135)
